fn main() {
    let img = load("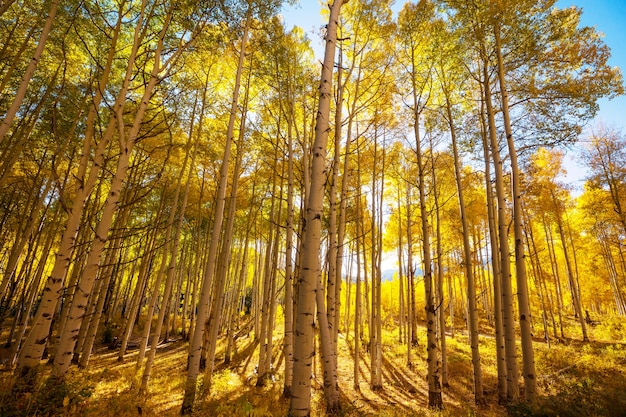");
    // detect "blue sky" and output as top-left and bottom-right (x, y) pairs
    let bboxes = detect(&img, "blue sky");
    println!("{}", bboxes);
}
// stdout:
(282, 0), (624, 129)
(556, 0), (626, 131)
(281, 1), (625, 188)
